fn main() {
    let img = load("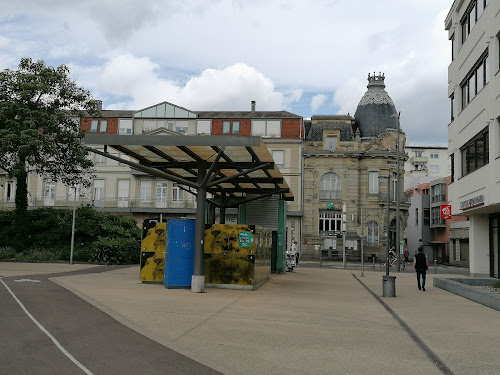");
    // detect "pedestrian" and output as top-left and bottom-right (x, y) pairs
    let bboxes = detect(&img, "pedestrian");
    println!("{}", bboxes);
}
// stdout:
(404, 248), (409, 264)
(291, 241), (299, 265)
(413, 246), (429, 291)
